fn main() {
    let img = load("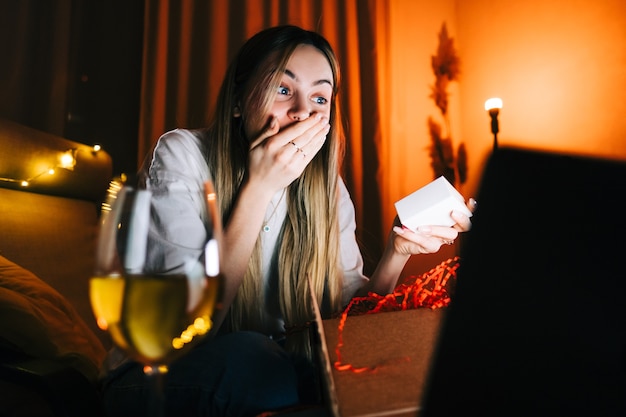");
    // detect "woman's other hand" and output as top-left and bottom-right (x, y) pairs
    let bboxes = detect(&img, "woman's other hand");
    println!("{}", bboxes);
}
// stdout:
(391, 197), (477, 255)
